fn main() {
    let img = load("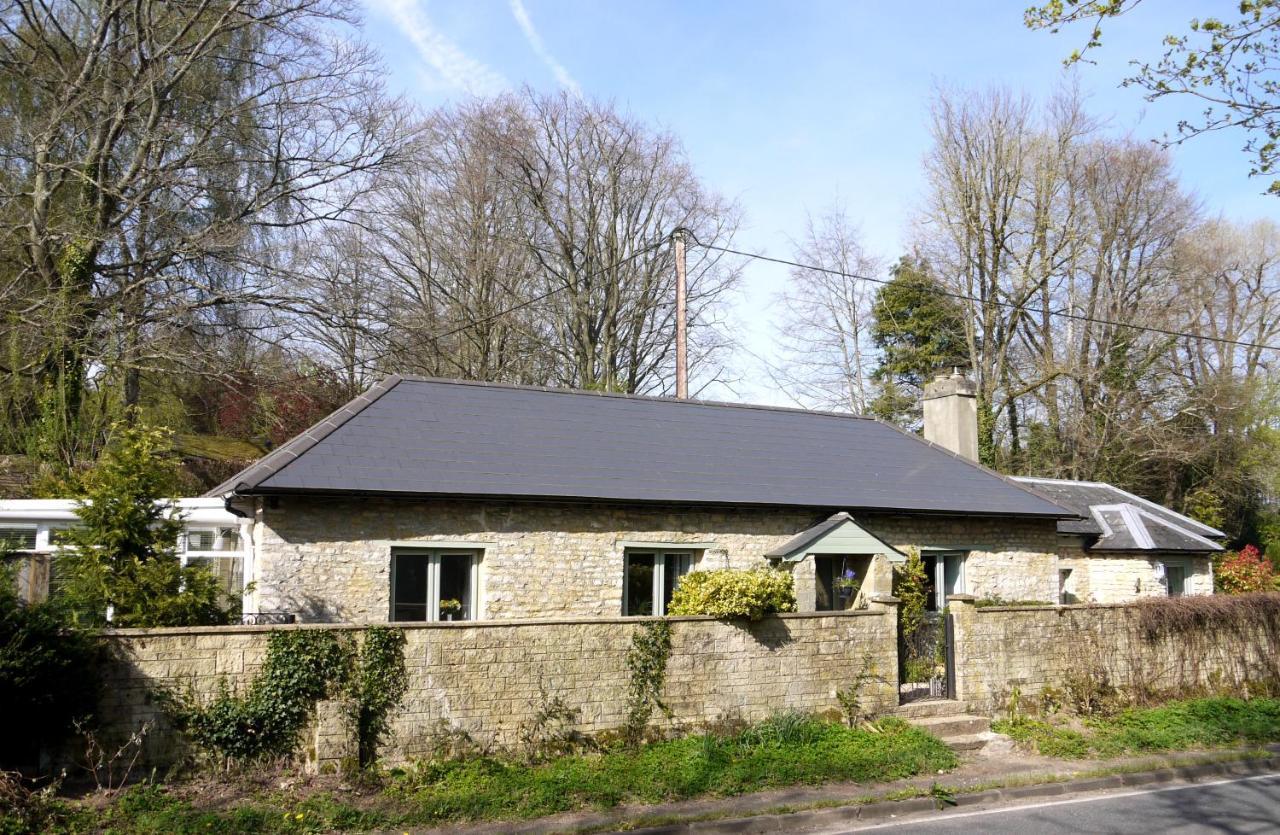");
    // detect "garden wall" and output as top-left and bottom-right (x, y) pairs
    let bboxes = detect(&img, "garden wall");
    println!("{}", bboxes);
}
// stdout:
(98, 609), (898, 765)
(949, 595), (1280, 712)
